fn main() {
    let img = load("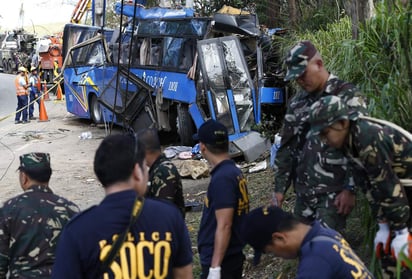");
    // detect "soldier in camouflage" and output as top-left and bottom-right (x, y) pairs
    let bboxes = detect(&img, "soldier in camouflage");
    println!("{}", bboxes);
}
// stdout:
(137, 128), (186, 218)
(0, 152), (79, 278)
(273, 40), (368, 231)
(309, 95), (412, 267)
